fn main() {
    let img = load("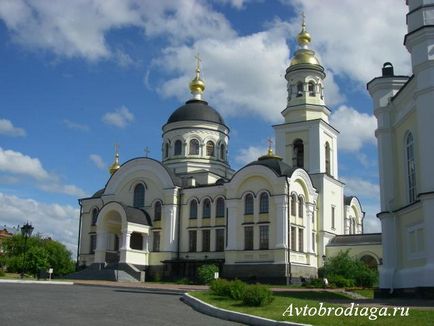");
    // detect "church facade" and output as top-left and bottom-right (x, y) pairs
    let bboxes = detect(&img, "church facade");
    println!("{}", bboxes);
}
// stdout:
(368, 0), (434, 296)
(76, 21), (370, 283)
